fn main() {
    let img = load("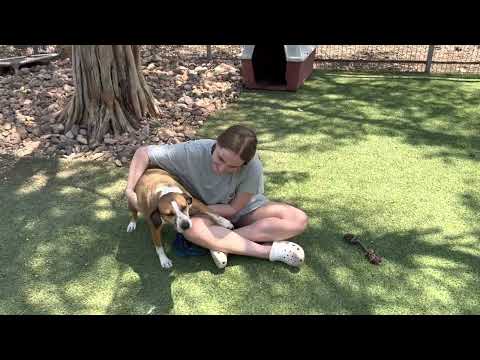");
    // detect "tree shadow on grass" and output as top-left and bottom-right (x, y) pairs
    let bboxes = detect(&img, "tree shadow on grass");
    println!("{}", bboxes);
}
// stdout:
(207, 71), (480, 162)
(0, 155), (168, 314)
(2, 153), (478, 314)
(220, 192), (480, 314)
(0, 154), (237, 314)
